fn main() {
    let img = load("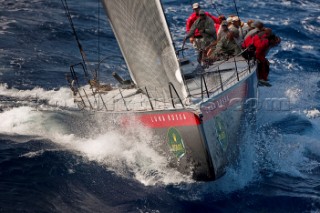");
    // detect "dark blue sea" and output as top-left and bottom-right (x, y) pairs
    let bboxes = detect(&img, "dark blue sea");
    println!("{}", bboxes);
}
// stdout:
(1, 0), (320, 212)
